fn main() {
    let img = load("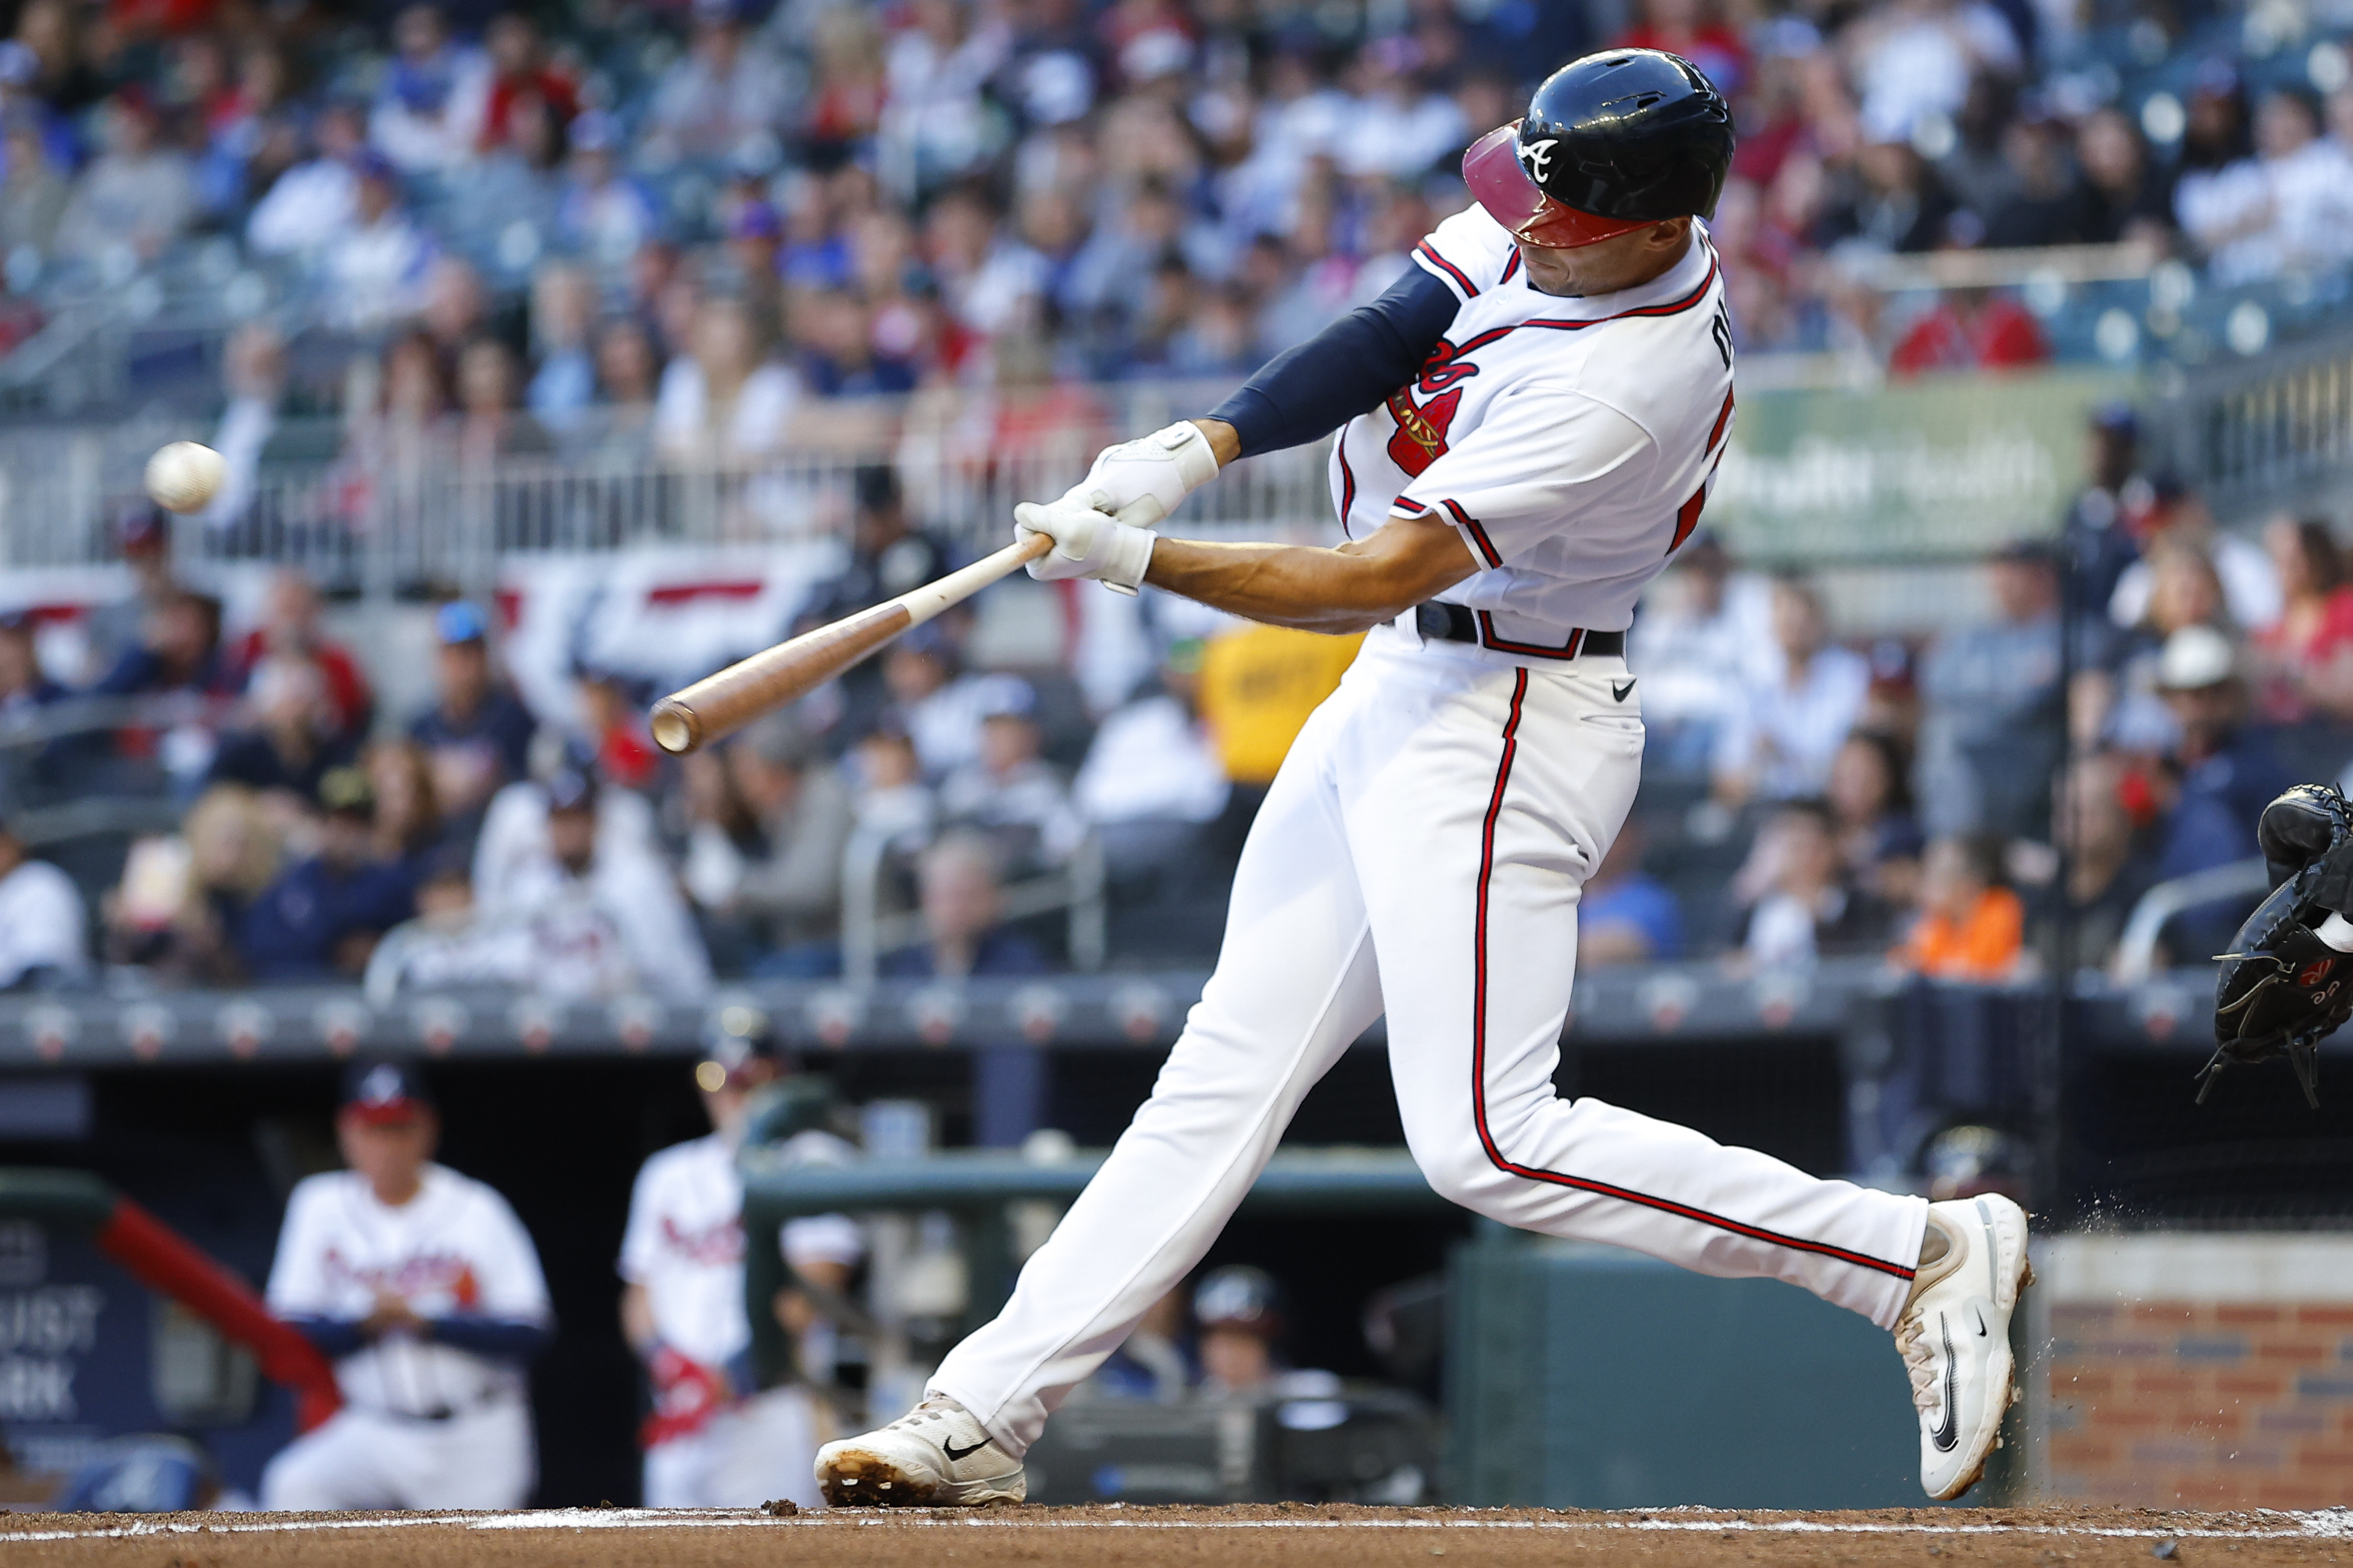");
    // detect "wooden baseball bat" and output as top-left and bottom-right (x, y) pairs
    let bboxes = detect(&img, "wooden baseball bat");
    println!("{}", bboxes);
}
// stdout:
(648, 531), (1055, 755)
